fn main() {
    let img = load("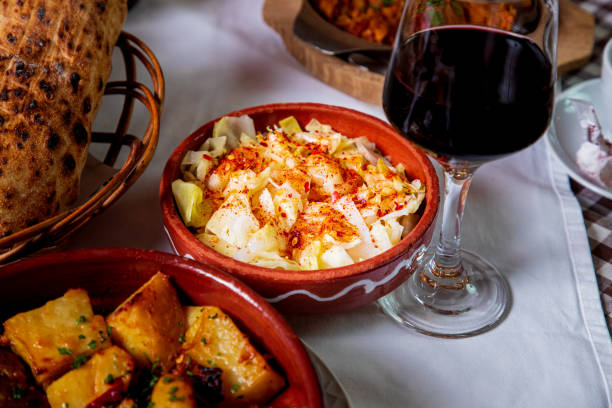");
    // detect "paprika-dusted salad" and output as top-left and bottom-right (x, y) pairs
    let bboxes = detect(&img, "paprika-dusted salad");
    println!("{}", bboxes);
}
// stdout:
(172, 115), (425, 270)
